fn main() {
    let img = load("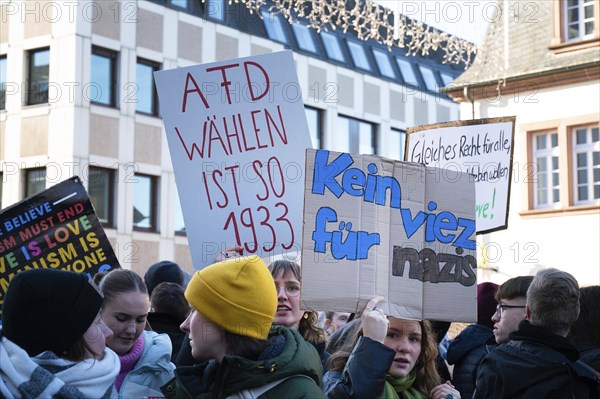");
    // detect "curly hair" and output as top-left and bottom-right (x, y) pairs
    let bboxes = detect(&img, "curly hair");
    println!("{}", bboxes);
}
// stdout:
(327, 317), (441, 395)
